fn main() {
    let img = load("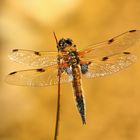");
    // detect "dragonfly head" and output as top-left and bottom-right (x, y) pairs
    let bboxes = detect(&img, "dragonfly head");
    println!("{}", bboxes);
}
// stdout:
(58, 38), (76, 52)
